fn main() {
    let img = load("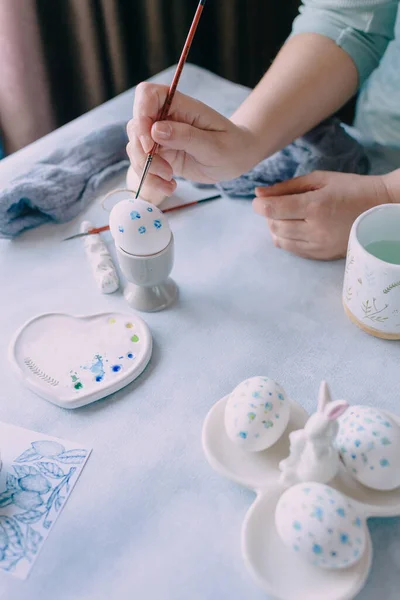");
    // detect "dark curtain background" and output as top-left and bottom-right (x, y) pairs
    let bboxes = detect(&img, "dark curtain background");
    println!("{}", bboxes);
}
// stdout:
(0, 0), (354, 153)
(37, 0), (302, 125)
